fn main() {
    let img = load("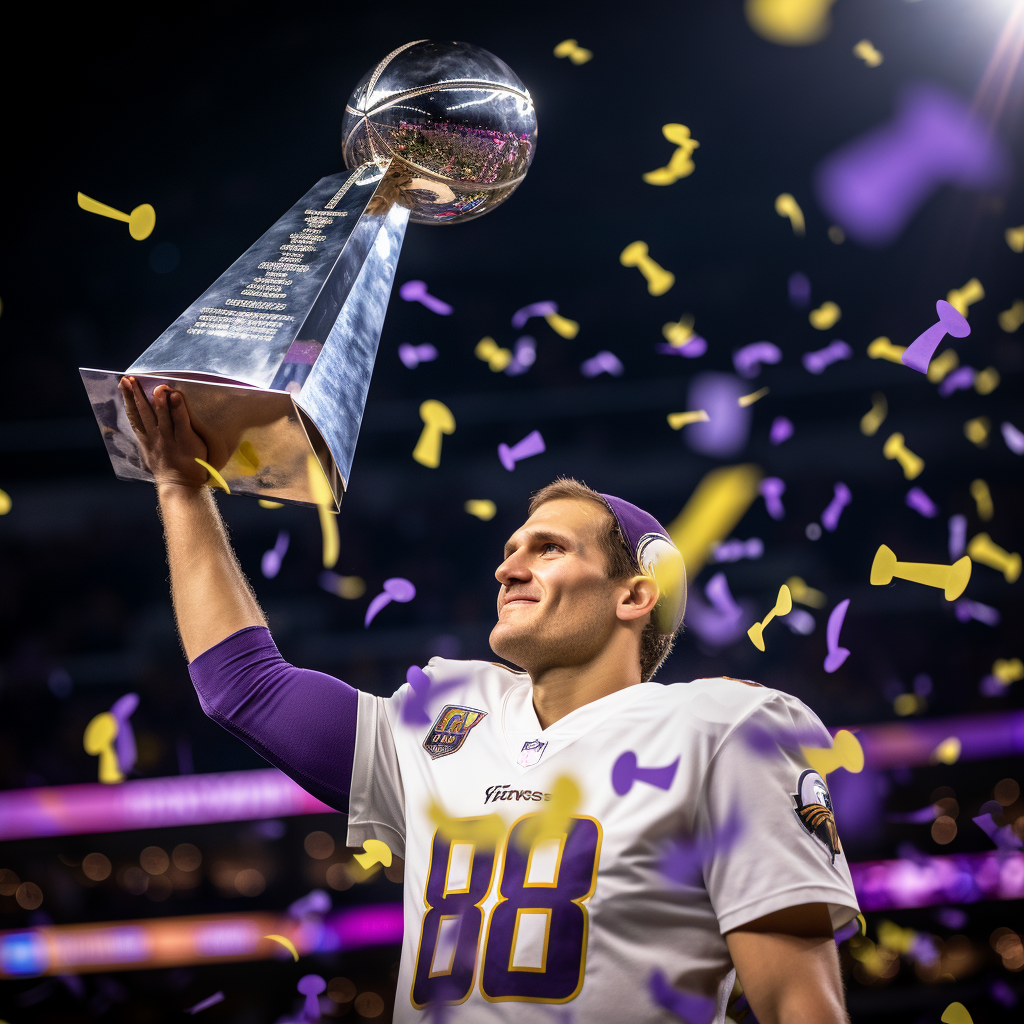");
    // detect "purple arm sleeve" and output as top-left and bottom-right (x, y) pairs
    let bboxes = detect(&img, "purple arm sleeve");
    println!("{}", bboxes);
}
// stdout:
(188, 625), (357, 812)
